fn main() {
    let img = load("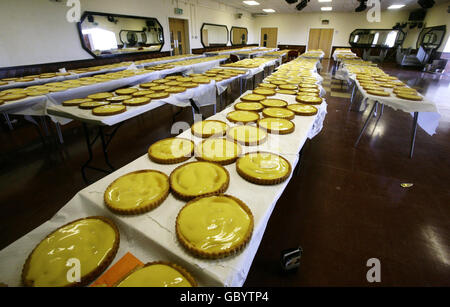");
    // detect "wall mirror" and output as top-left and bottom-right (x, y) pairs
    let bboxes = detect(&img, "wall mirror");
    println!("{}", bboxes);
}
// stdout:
(349, 29), (405, 48)
(231, 27), (248, 45)
(417, 25), (446, 50)
(77, 11), (164, 58)
(200, 23), (229, 48)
